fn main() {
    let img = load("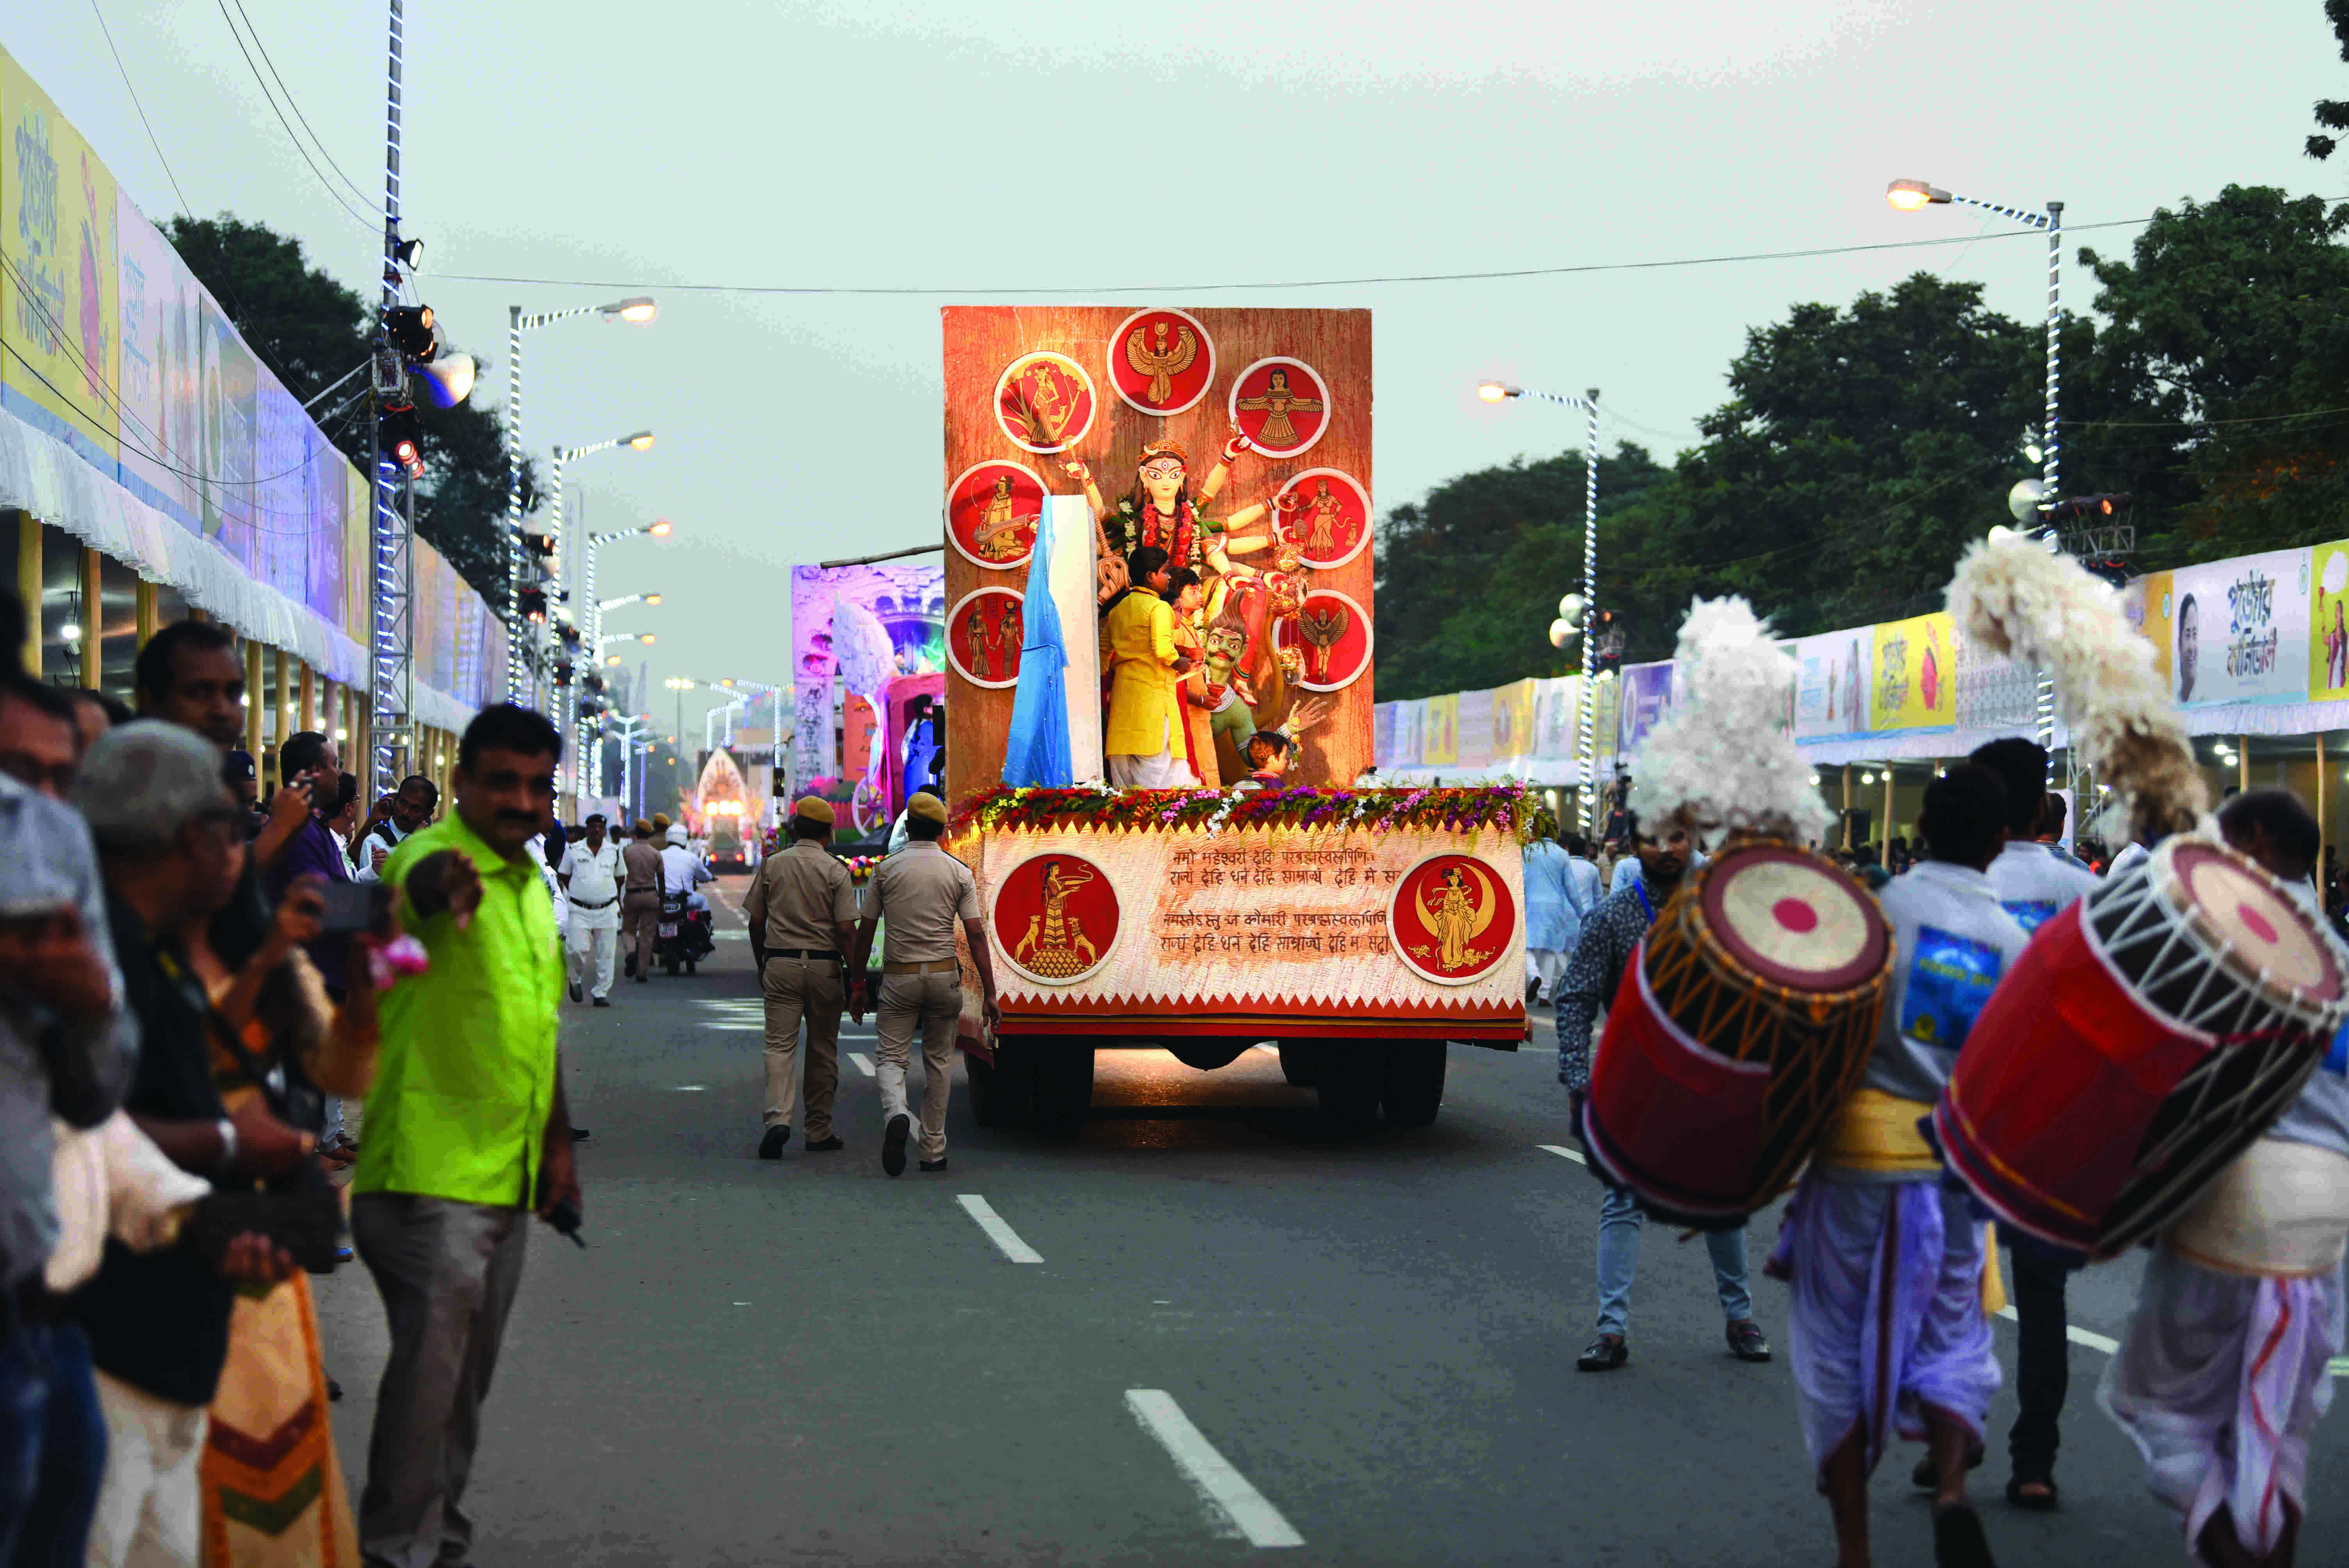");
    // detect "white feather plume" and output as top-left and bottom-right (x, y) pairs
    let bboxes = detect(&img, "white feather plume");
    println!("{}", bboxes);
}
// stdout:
(1945, 533), (2206, 834)
(1630, 597), (1834, 843)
